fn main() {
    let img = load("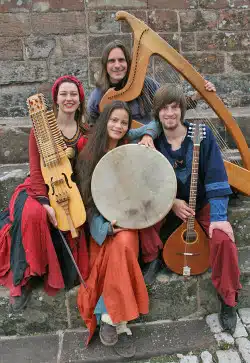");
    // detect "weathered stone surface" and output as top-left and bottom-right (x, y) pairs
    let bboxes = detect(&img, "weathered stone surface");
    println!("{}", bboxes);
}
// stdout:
(32, 0), (84, 12)
(0, 60), (48, 86)
(157, 33), (180, 51)
(216, 350), (241, 363)
(65, 287), (84, 329)
(230, 53), (250, 73)
(0, 0), (32, 12)
(180, 356), (199, 363)
(0, 164), (29, 209)
(235, 337), (250, 362)
(208, 74), (250, 96)
(179, 10), (218, 31)
(0, 85), (39, 118)
(0, 127), (30, 164)
(88, 57), (101, 86)
(206, 313), (223, 334)
(184, 53), (225, 74)
(238, 307), (250, 324)
(0, 37), (23, 61)
(49, 57), (88, 82)
(0, 13), (31, 36)
(86, 0), (147, 9)
(198, 274), (219, 315)
(197, 31), (250, 51)
(60, 34), (88, 57)
(237, 275), (250, 309)
(88, 11), (120, 33)
(238, 248), (250, 274)
(0, 334), (59, 363)
(120, 10), (147, 33)
(31, 11), (86, 35)
(24, 36), (56, 59)
(233, 313), (248, 338)
(148, 0), (198, 8)
(200, 0), (250, 9)
(0, 289), (68, 336)
(180, 33), (196, 52)
(214, 332), (235, 346)
(88, 34), (131, 57)
(200, 351), (213, 363)
(148, 10), (178, 32)
(218, 9), (250, 30)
